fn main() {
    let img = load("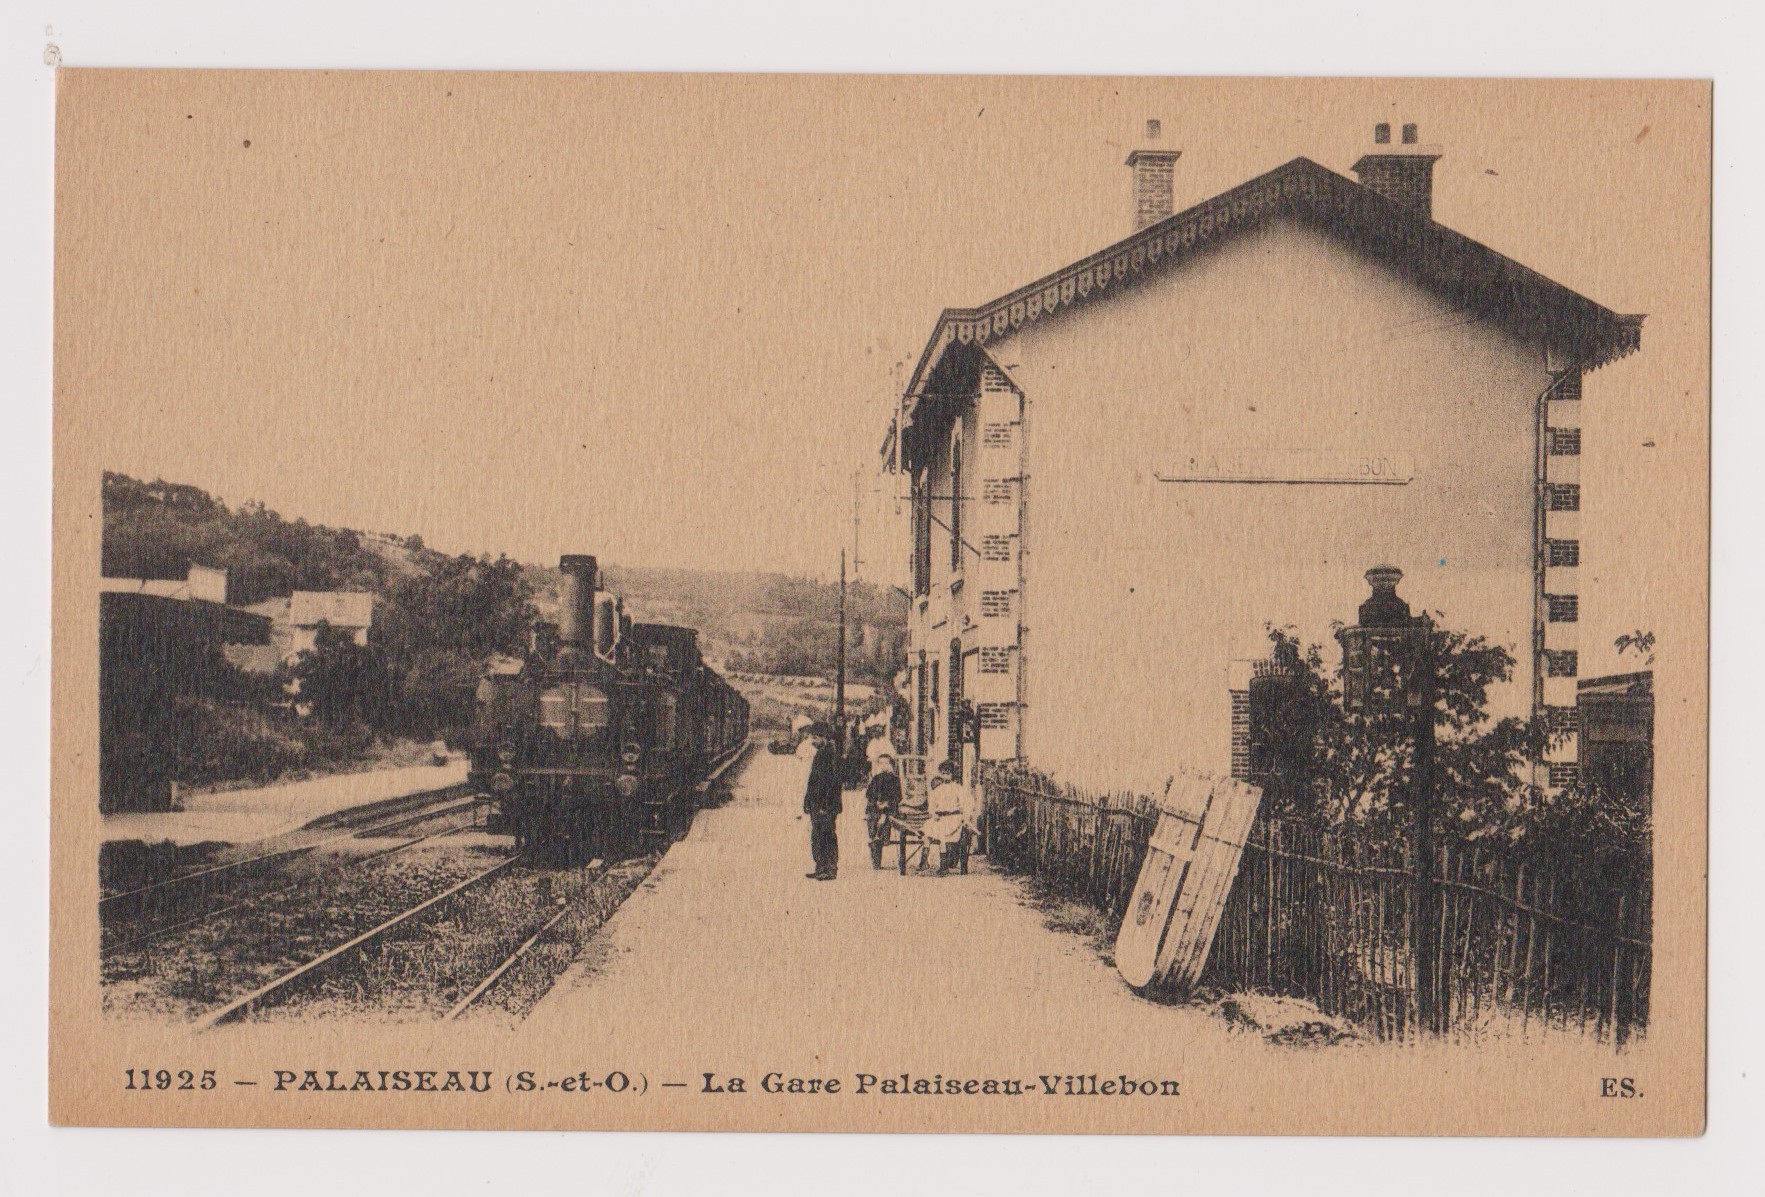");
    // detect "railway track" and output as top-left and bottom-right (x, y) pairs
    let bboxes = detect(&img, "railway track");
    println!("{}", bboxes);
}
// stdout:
(193, 854), (526, 1031)
(103, 816), (485, 956)
(193, 855), (612, 1030)
(107, 748), (755, 1026)
(100, 793), (488, 944)
(444, 858), (604, 1020)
